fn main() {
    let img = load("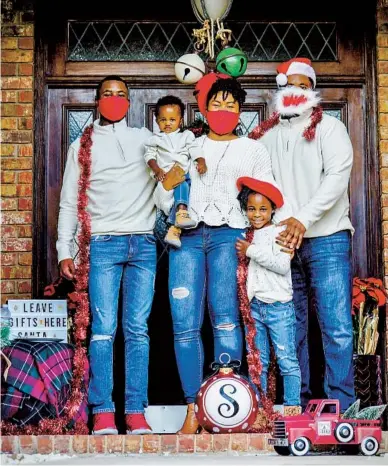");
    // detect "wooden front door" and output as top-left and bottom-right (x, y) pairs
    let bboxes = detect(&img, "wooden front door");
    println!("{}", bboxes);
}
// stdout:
(45, 84), (370, 405)
(35, 0), (383, 408)
(46, 85), (368, 285)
